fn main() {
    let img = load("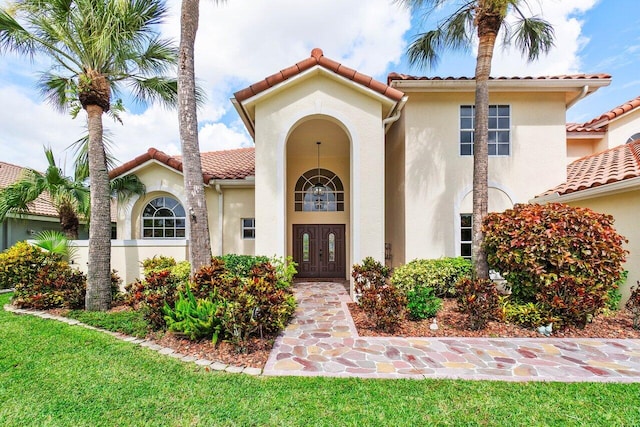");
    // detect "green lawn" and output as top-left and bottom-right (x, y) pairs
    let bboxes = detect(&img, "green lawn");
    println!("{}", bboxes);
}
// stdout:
(1, 293), (639, 426)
